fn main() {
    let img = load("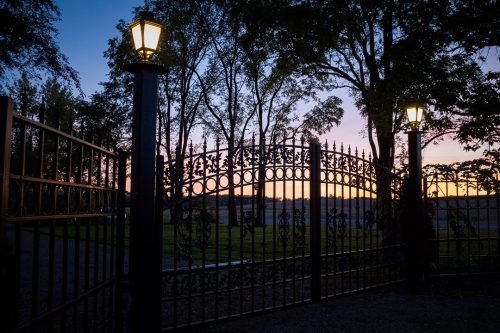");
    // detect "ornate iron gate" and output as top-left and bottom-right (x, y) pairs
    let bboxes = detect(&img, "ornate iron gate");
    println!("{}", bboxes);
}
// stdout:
(161, 137), (404, 330)
(0, 96), (127, 333)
